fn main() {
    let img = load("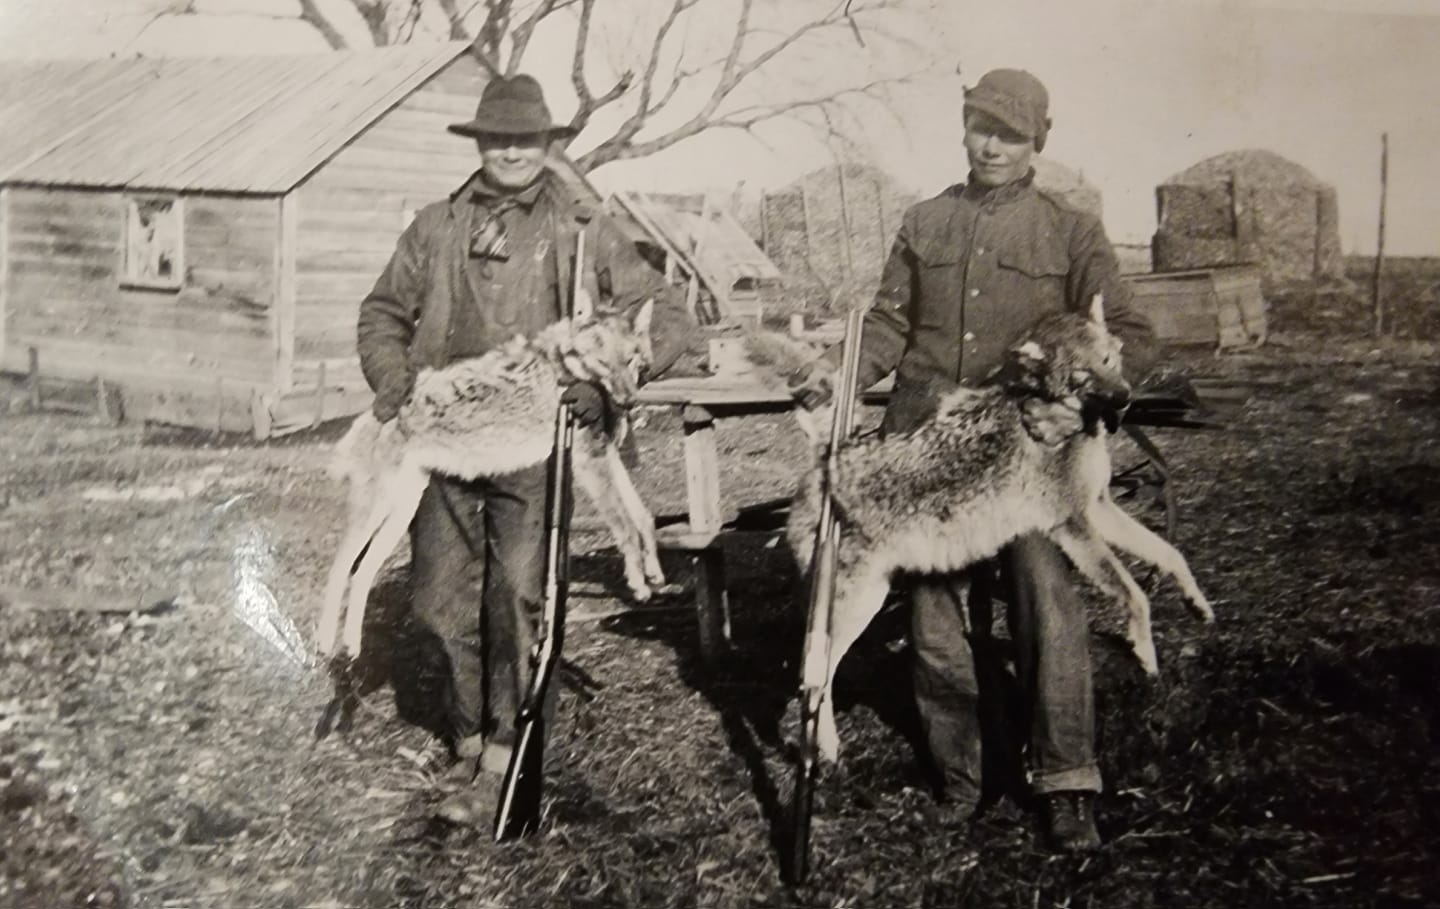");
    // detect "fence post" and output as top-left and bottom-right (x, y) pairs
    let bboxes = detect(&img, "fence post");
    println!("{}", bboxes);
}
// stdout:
(1372, 132), (1389, 337)
(27, 346), (40, 410)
